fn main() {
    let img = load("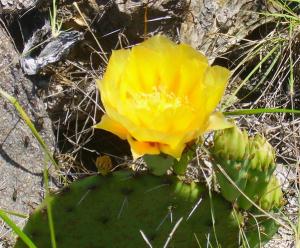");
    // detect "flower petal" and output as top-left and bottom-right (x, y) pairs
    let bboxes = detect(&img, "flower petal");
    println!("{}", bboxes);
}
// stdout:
(94, 114), (129, 140)
(159, 143), (186, 160)
(177, 43), (208, 65)
(127, 136), (160, 159)
(100, 49), (131, 109)
(141, 35), (175, 51)
(203, 65), (230, 112)
(205, 112), (233, 132)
